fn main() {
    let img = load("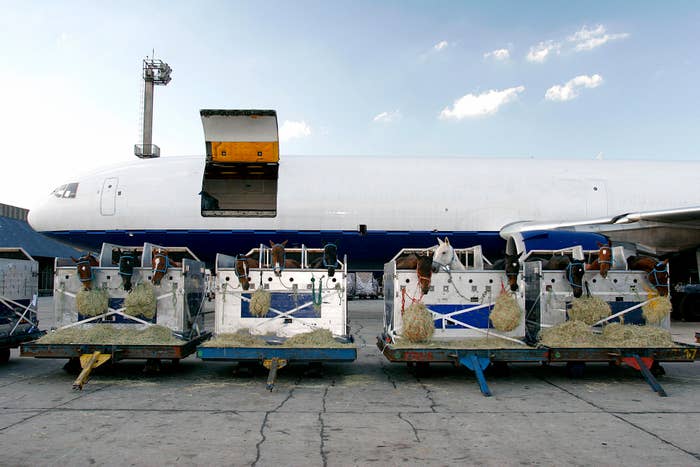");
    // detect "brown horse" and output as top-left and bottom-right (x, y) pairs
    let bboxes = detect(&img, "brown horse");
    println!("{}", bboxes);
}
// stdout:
(416, 254), (433, 295)
(491, 252), (521, 292)
(151, 248), (182, 286)
(234, 255), (259, 290)
(586, 242), (613, 278)
(72, 253), (99, 290)
(627, 256), (669, 296)
(269, 240), (300, 277)
(543, 255), (585, 298)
